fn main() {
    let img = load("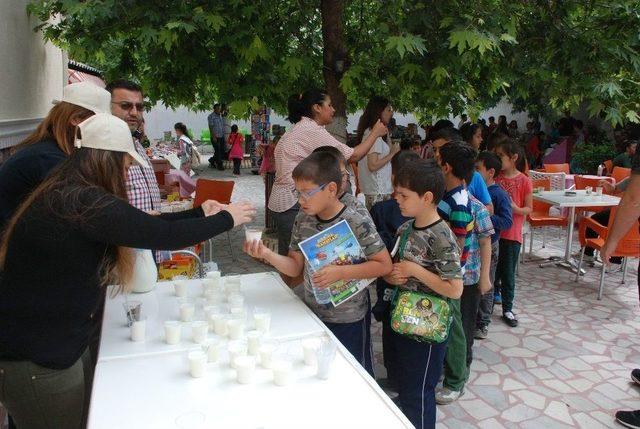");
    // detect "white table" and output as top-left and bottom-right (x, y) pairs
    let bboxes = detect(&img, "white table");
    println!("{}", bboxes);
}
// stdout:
(532, 190), (620, 270)
(99, 272), (326, 361)
(90, 272), (413, 428)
